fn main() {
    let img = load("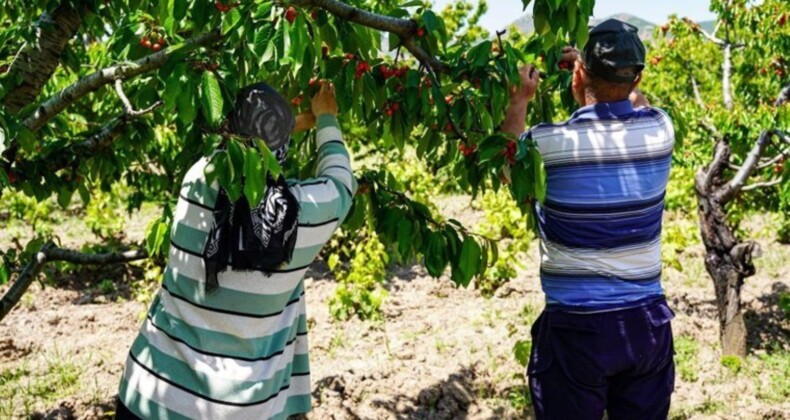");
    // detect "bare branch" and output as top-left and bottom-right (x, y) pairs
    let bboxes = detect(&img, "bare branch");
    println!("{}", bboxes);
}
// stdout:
(0, 243), (148, 322)
(715, 130), (775, 203)
(722, 44), (733, 110)
(690, 71), (704, 107)
(776, 83), (790, 107)
(756, 149), (789, 170)
(698, 26), (727, 45)
(290, 0), (446, 72)
(114, 79), (163, 116)
(741, 179), (782, 191)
